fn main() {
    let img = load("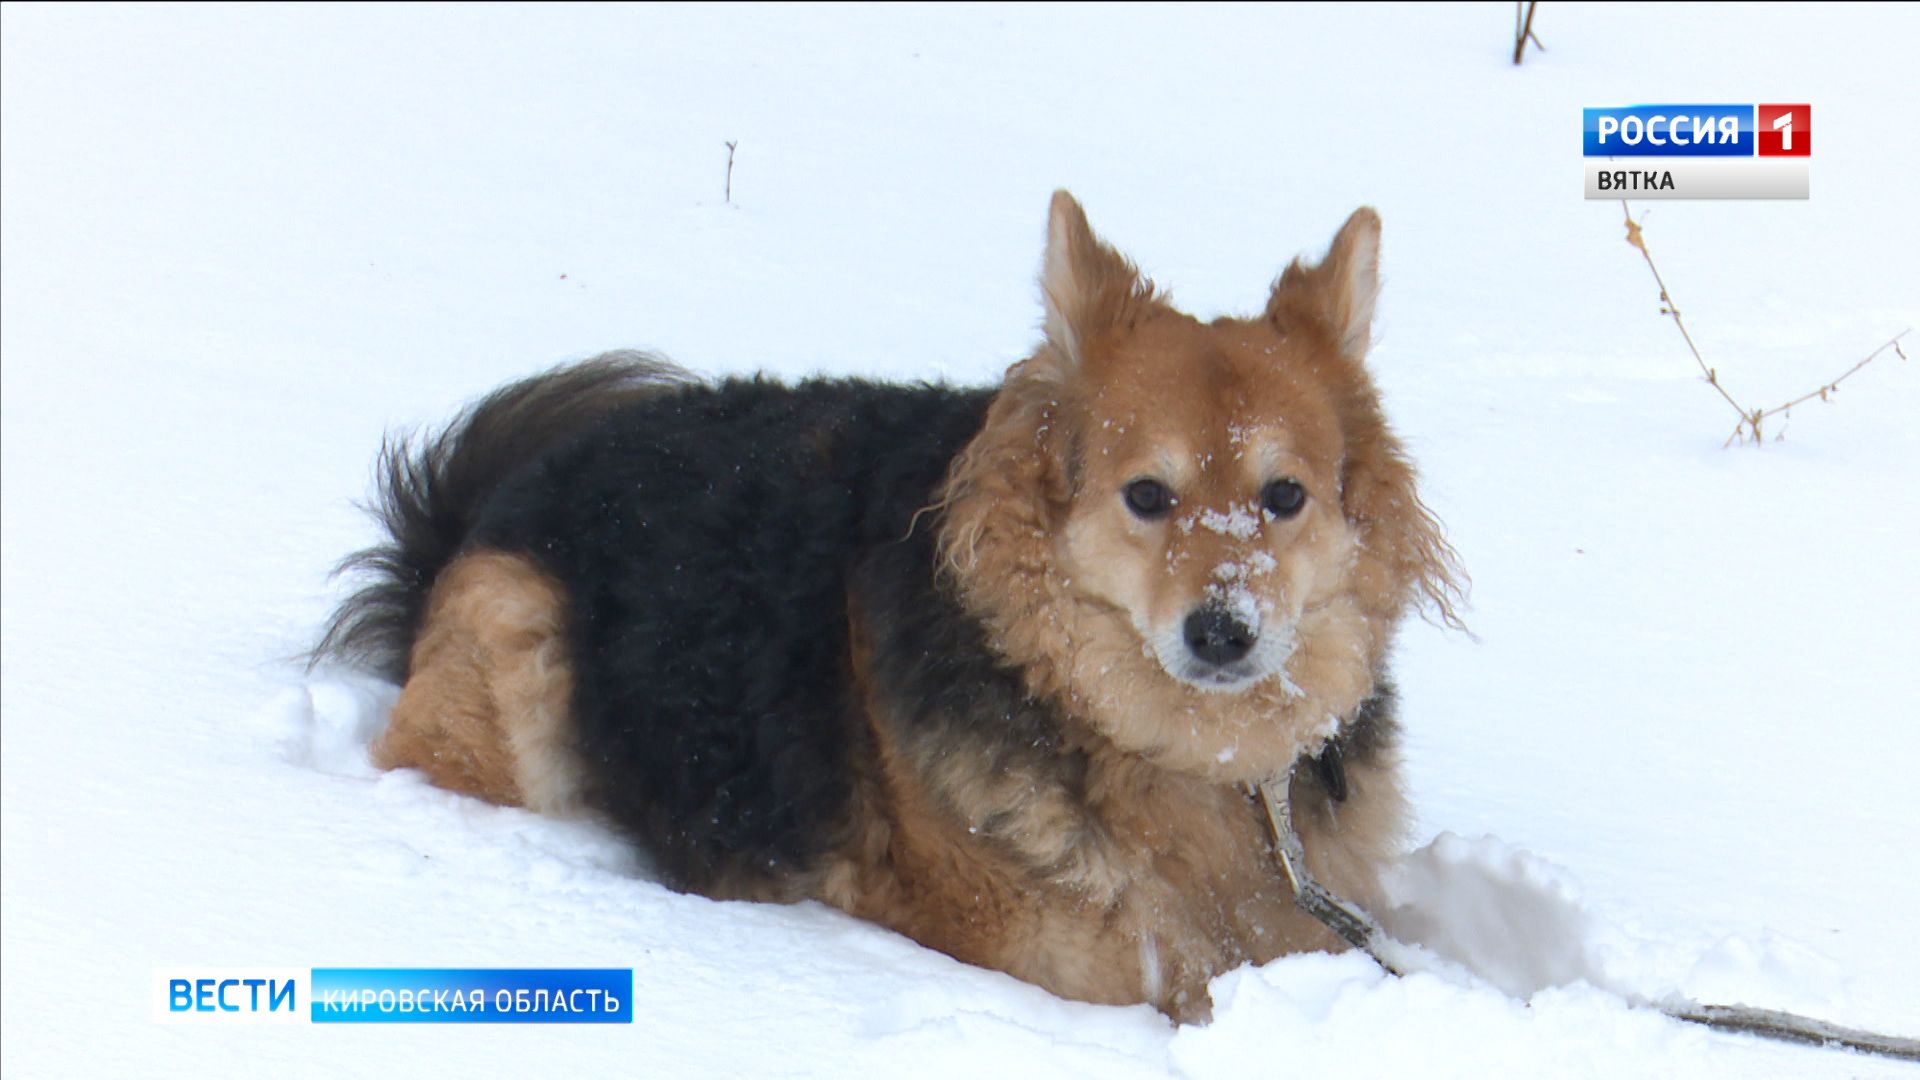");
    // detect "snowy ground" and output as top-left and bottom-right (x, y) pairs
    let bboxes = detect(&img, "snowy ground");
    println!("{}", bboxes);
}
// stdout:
(4, 4), (1917, 1077)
